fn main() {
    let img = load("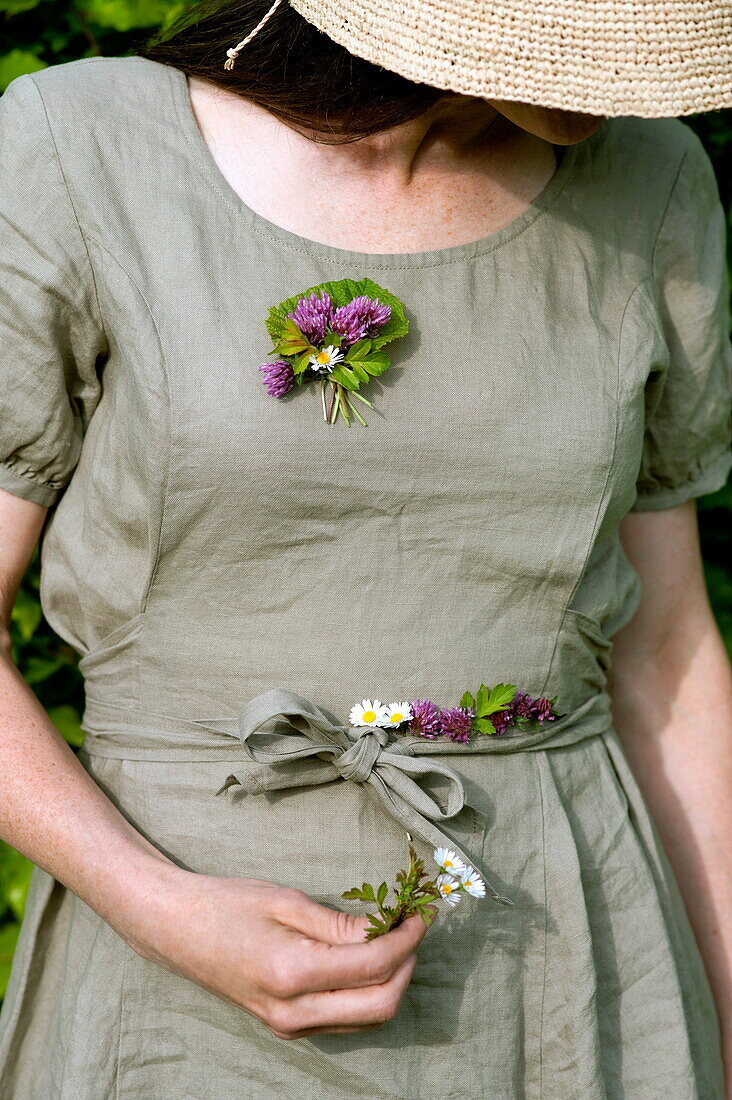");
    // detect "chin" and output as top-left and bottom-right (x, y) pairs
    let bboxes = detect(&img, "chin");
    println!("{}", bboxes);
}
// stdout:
(491, 100), (608, 144)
